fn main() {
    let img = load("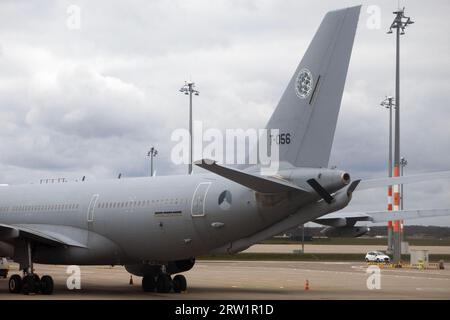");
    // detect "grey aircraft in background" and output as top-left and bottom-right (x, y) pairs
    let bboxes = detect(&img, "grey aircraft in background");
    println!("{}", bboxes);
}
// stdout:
(1, 6), (450, 295)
